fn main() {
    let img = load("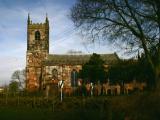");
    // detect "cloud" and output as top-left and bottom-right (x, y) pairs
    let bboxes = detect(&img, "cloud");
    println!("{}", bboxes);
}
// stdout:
(0, 55), (25, 85)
